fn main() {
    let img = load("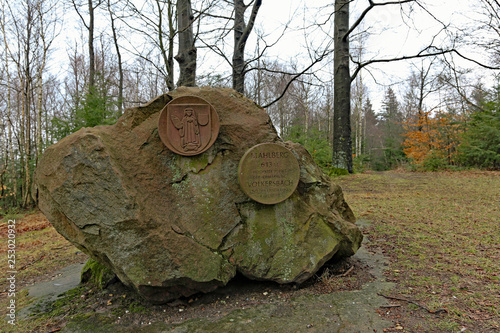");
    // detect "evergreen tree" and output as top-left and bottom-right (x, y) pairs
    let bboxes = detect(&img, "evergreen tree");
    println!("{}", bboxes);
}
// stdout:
(377, 87), (406, 169)
(459, 87), (500, 169)
(361, 98), (382, 169)
(52, 86), (115, 140)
